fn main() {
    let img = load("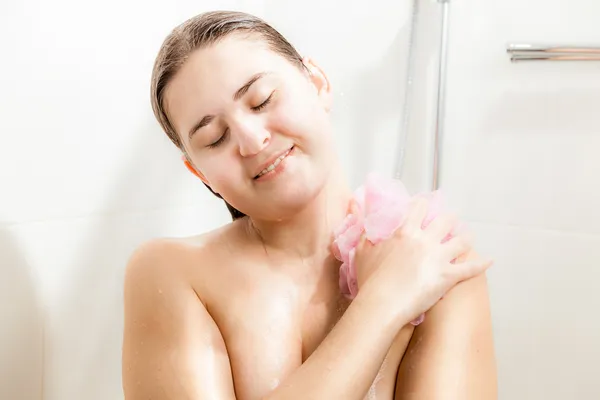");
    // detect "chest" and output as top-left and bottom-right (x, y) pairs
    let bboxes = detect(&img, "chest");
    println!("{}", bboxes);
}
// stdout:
(218, 286), (402, 400)
(203, 255), (401, 400)
(224, 269), (349, 356)
(209, 266), (351, 398)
